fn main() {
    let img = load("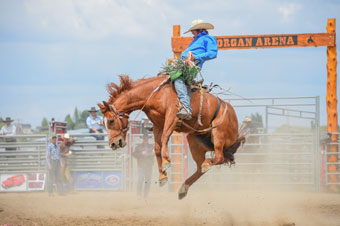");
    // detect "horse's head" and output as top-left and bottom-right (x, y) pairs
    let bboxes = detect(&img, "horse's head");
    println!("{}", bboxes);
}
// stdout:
(98, 101), (129, 150)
